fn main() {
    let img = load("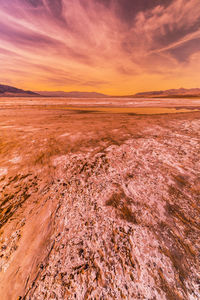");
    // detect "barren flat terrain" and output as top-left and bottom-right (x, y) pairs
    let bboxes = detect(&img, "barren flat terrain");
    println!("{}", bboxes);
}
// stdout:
(0, 98), (200, 299)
